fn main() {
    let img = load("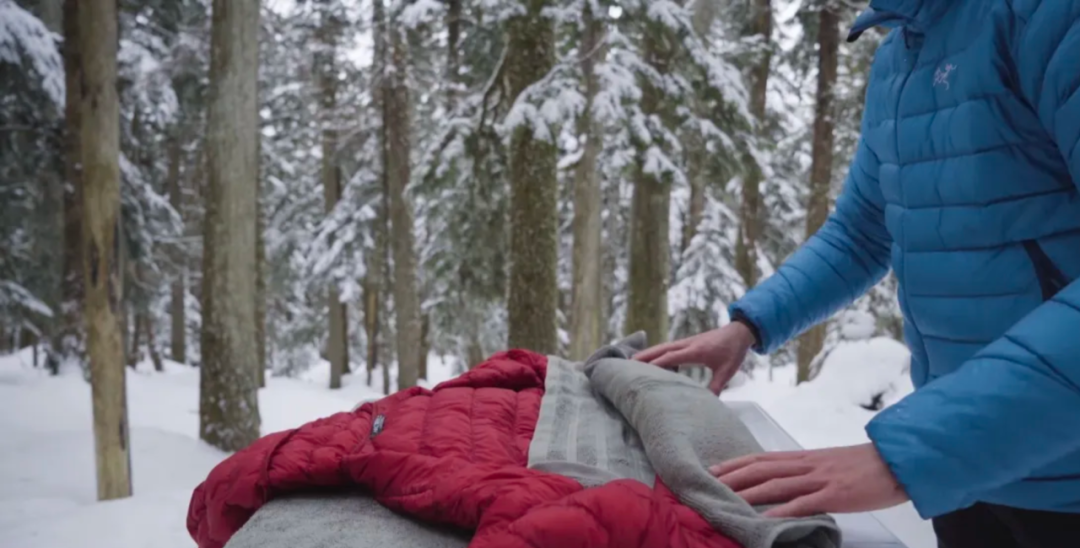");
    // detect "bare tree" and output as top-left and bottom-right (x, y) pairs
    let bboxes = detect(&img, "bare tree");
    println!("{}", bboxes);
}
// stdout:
(796, 3), (840, 383)
(199, 0), (262, 452)
(53, 0), (83, 375)
(568, 6), (606, 360)
(317, 1), (350, 390)
(734, 0), (772, 289)
(79, 0), (131, 501)
(167, 134), (186, 364)
(384, 7), (422, 388)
